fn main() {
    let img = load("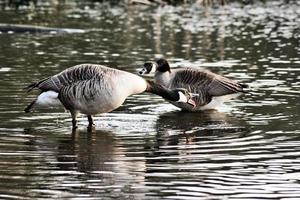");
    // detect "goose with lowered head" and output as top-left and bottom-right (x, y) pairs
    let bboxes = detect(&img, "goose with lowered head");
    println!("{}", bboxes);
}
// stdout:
(24, 64), (196, 130)
(139, 58), (248, 111)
